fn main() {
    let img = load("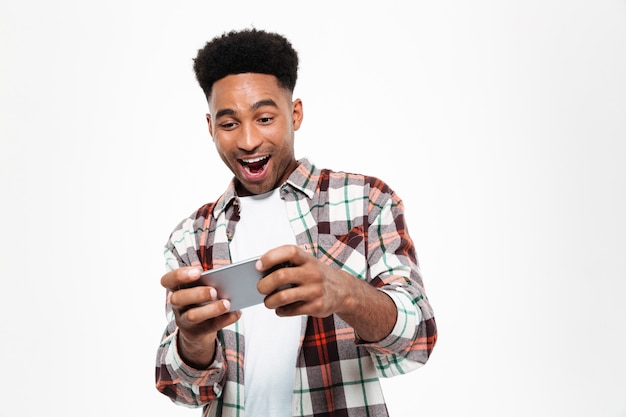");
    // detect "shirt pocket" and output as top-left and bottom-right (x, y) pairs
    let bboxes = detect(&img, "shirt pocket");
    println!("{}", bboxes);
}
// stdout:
(318, 225), (368, 280)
